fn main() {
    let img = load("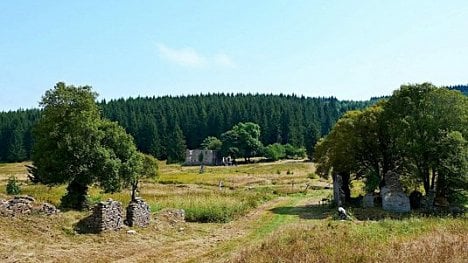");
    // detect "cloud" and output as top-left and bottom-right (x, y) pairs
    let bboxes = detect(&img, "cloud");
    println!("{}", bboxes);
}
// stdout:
(213, 53), (236, 68)
(157, 43), (236, 69)
(157, 43), (207, 68)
